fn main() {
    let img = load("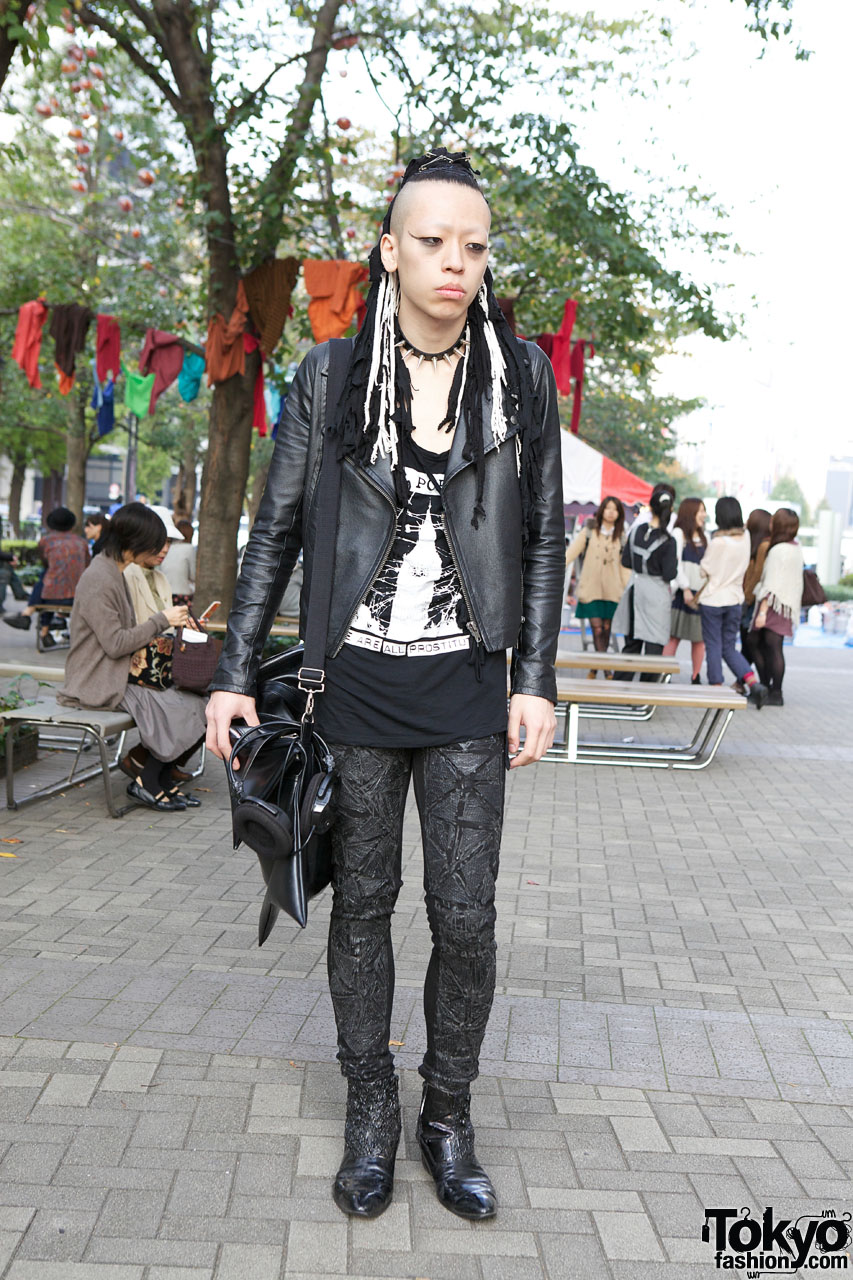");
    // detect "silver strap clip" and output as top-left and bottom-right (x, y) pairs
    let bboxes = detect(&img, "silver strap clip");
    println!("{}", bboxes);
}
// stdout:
(297, 666), (326, 693)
